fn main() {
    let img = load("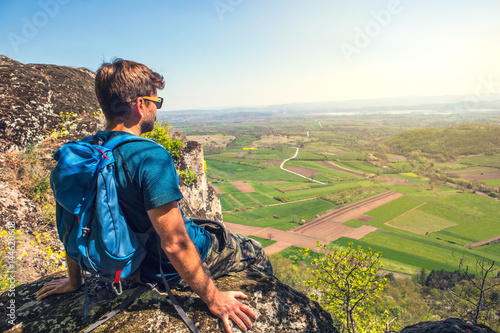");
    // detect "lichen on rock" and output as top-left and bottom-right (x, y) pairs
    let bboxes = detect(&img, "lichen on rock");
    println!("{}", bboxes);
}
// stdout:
(399, 317), (497, 333)
(0, 55), (103, 151)
(176, 141), (223, 222)
(0, 270), (338, 333)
